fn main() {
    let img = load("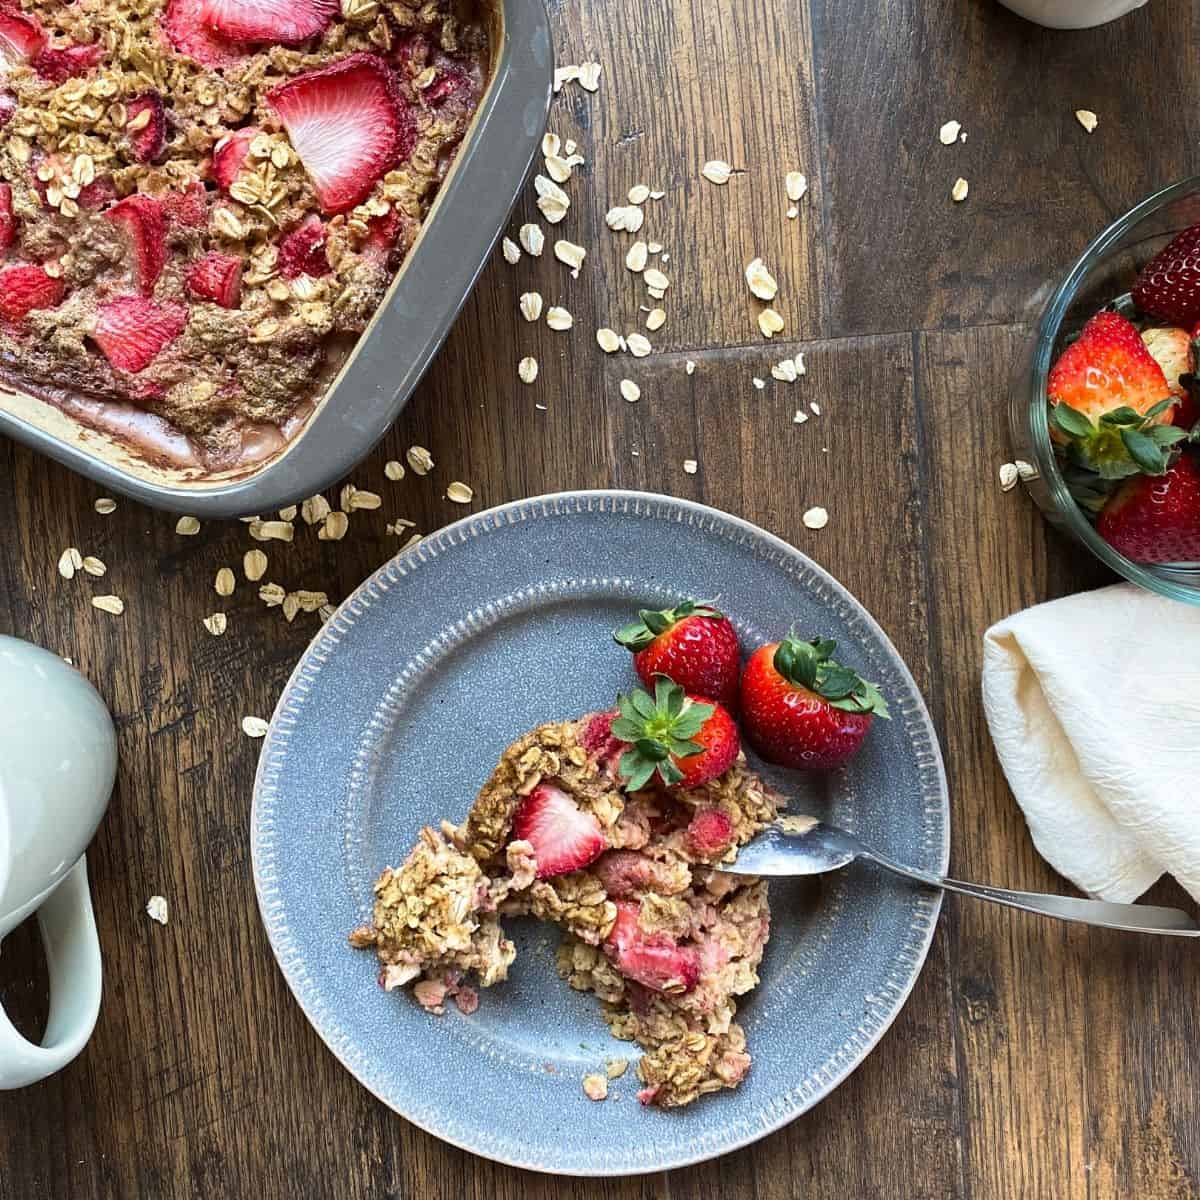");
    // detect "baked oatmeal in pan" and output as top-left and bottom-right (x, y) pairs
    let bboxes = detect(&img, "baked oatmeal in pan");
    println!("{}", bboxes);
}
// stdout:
(0, 0), (489, 471)
(351, 708), (782, 1109)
